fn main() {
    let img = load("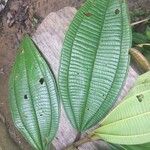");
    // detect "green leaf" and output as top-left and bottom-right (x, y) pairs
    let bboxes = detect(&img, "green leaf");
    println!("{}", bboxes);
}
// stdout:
(132, 32), (148, 45)
(59, 0), (131, 131)
(92, 71), (150, 145)
(146, 26), (150, 40)
(124, 71), (150, 99)
(9, 35), (60, 150)
(109, 143), (150, 150)
(141, 45), (150, 62)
